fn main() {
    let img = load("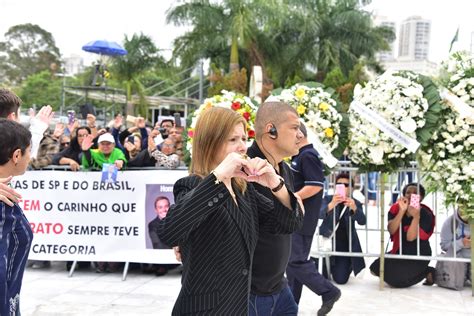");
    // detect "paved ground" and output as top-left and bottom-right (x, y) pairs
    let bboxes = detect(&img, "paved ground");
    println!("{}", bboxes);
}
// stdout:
(21, 259), (472, 316)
